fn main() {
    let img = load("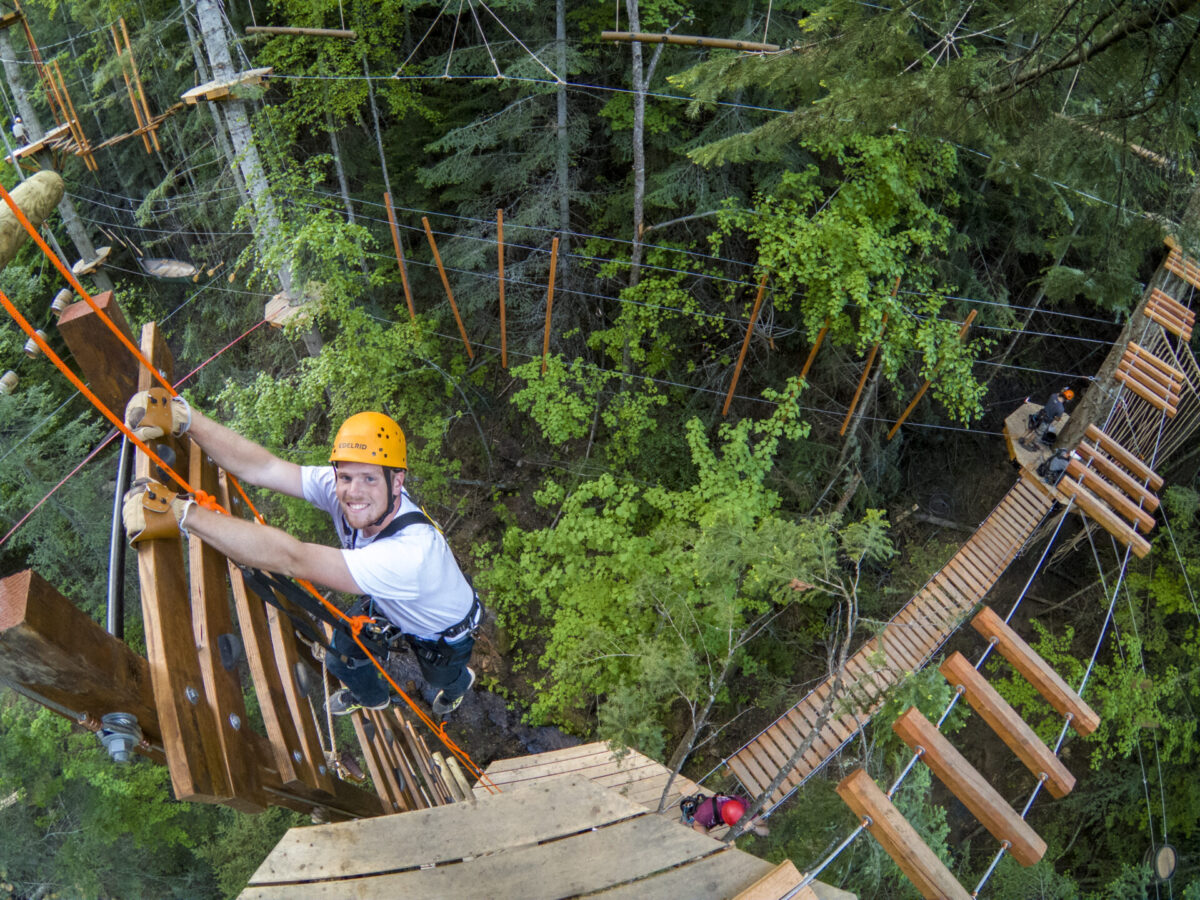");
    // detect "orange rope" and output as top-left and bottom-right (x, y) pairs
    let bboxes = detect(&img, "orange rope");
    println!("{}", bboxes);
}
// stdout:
(0, 180), (175, 397)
